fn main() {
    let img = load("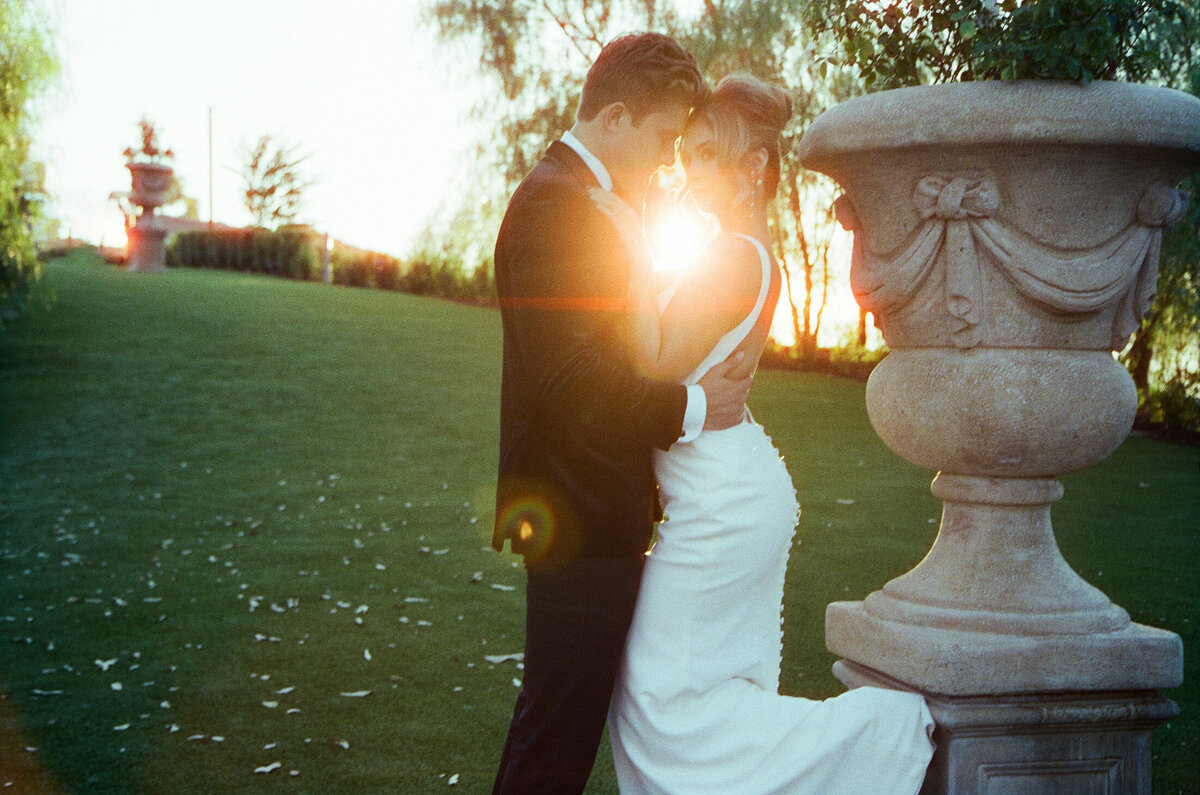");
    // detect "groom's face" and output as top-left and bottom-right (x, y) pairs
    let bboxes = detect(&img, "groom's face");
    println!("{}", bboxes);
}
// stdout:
(608, 101), (691, 198)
